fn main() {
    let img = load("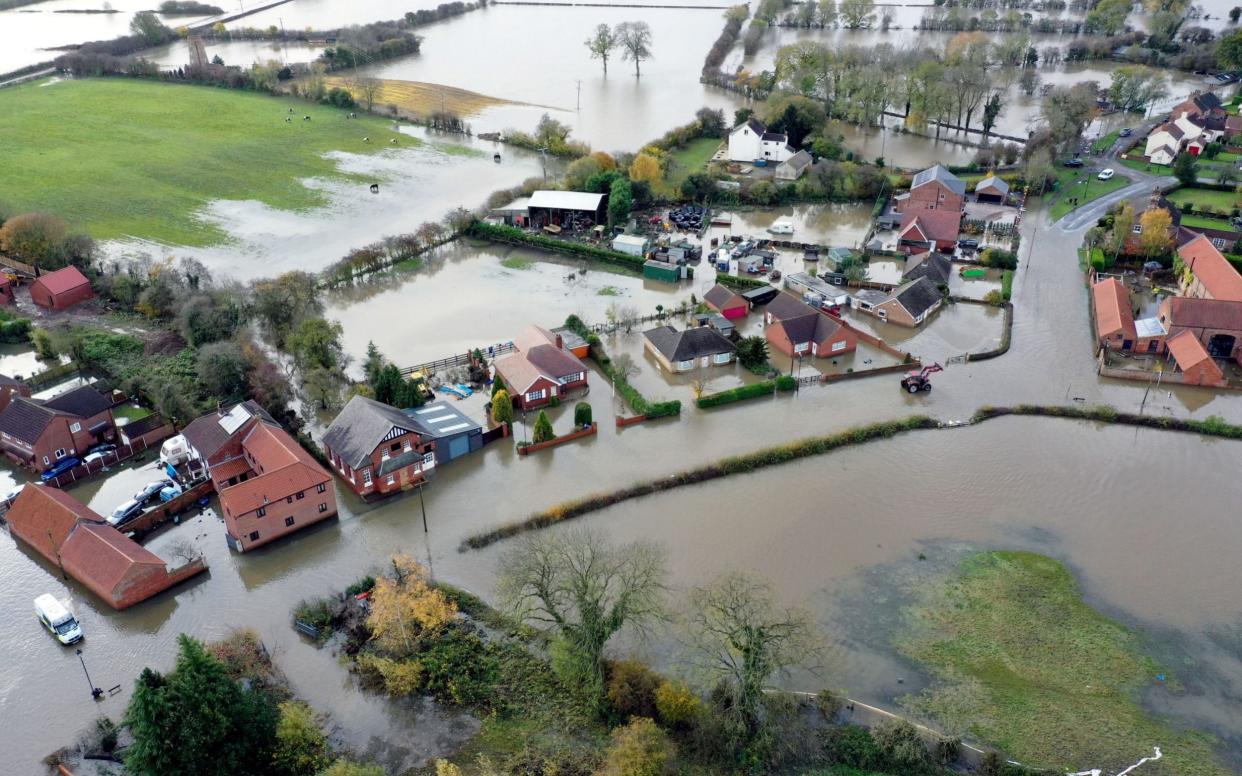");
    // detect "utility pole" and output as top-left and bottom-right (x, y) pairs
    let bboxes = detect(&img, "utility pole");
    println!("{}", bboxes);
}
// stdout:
(417, 481), (428, 533)
(76, 649), (103, 700)
(575, 79), (581, 111)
